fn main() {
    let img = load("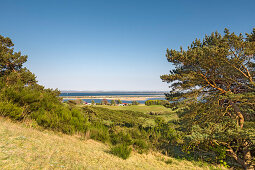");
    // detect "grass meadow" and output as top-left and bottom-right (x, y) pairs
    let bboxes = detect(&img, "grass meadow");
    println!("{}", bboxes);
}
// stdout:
(0, 117), (225, 169)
